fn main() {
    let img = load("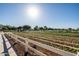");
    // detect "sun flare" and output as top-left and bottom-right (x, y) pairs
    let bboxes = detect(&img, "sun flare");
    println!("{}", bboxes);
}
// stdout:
(26, 5), (40, 20)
